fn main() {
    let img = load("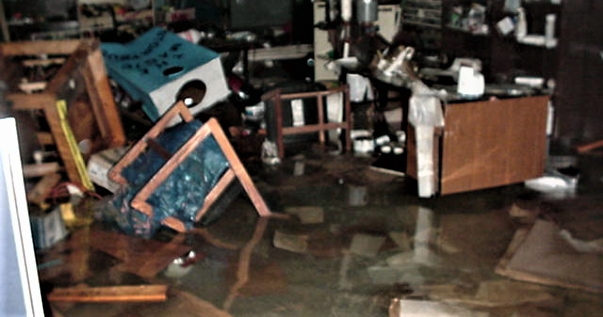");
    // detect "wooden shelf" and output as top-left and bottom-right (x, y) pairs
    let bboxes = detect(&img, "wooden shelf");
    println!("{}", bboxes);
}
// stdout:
(0, 39), (126, 188)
